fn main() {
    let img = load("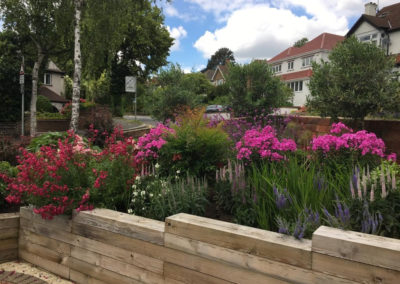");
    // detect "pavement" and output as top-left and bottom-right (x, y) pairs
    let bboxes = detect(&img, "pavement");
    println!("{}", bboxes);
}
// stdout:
(123, 115), (159, 127)
(0, 261), (72, 284)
